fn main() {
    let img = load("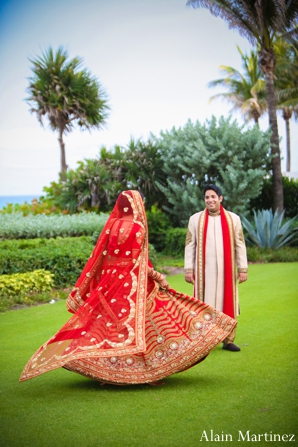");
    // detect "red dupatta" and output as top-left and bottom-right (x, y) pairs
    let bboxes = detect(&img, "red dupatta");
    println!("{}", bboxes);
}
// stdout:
(200, 205), (235, 318)
(20, 191), (149, 380)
